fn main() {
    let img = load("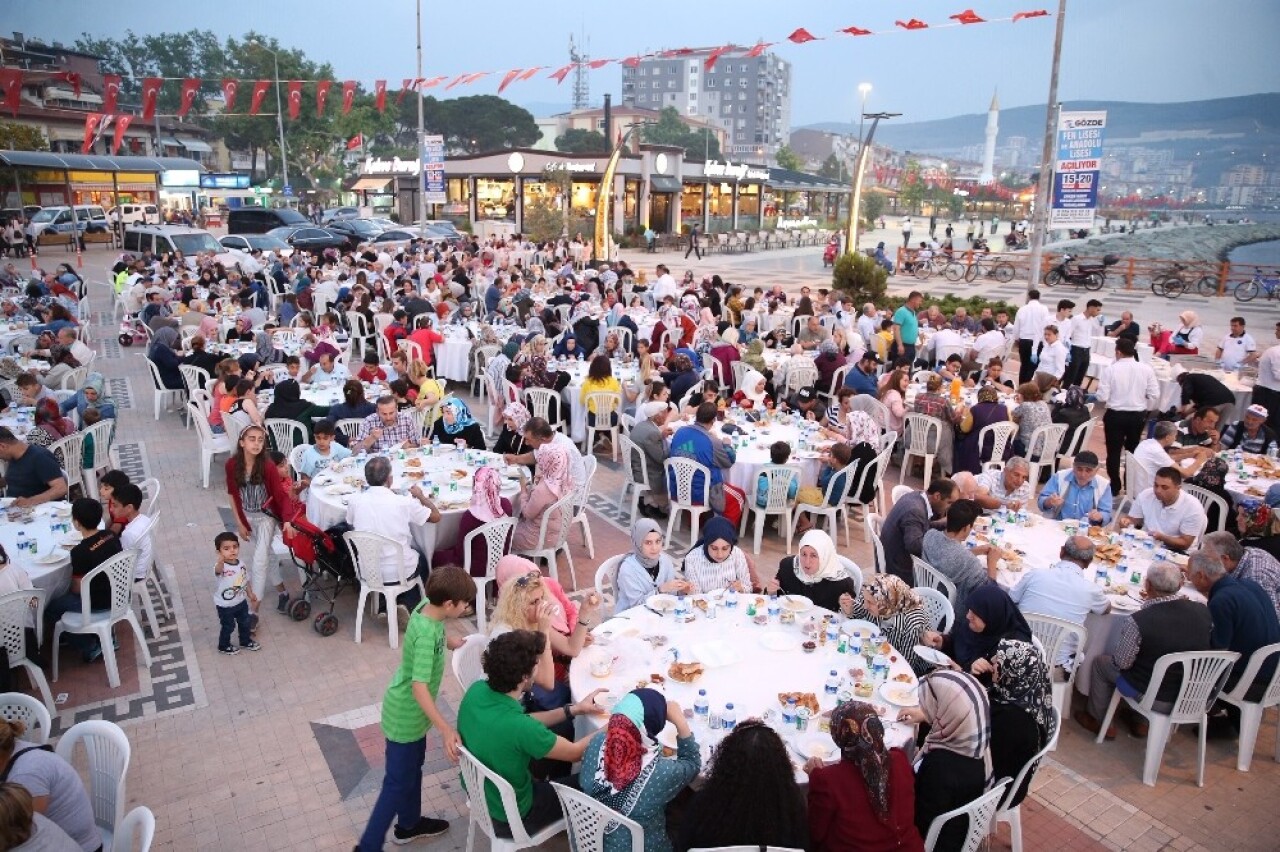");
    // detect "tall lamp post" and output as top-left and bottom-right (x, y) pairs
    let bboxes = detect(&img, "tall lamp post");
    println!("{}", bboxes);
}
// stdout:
(249, 39), (290, 194)
(856, 83), (872, 151)
(1026, 0), (1069, 290)
(845, 111), (900, 260)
